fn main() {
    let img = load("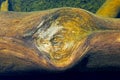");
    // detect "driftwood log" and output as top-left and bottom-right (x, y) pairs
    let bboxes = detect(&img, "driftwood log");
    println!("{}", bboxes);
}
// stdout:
(0, 7), (120, 73)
